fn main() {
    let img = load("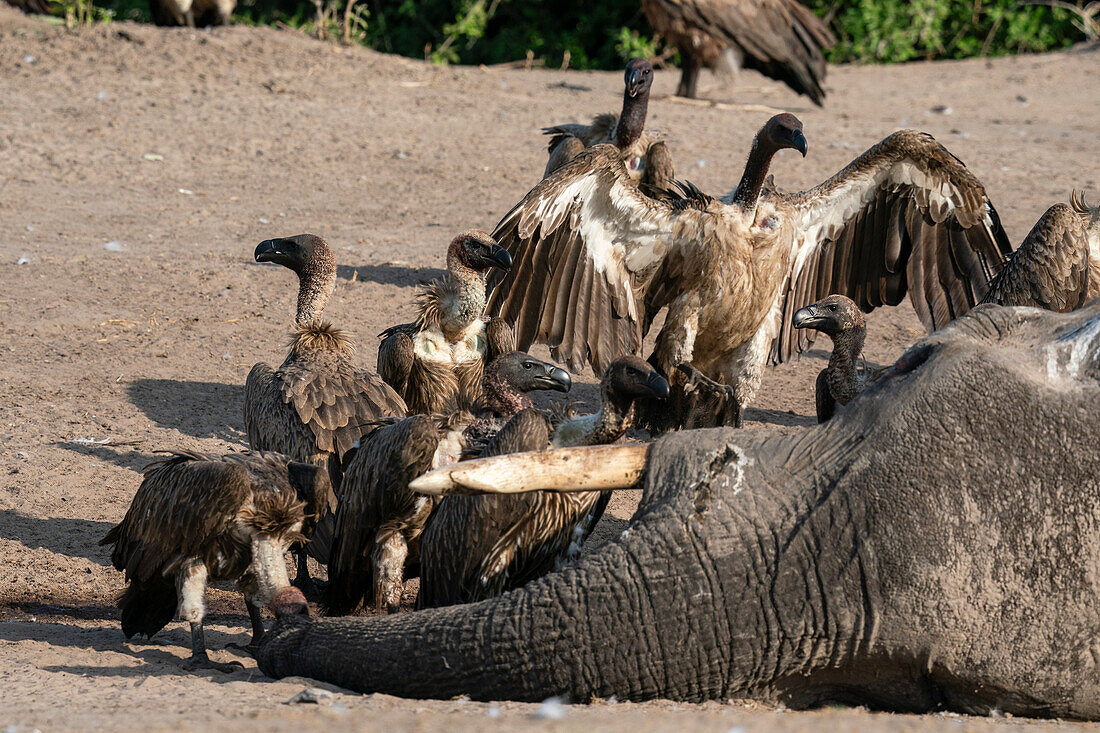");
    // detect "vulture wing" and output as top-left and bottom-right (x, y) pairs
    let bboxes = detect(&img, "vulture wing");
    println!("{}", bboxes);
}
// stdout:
(488, 144), (706, 374)
(769, 129), (1013, 363)
(485, 317), (517, 359)
(980, 203), (1090, 312)
(655, 0), (835, 104)
(417, 408), (554, 608)
(377, 324), (416, 397)
(323, 415), (439, 615)
(101, 451), (280, 582)
(277, 355), (407, 459)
